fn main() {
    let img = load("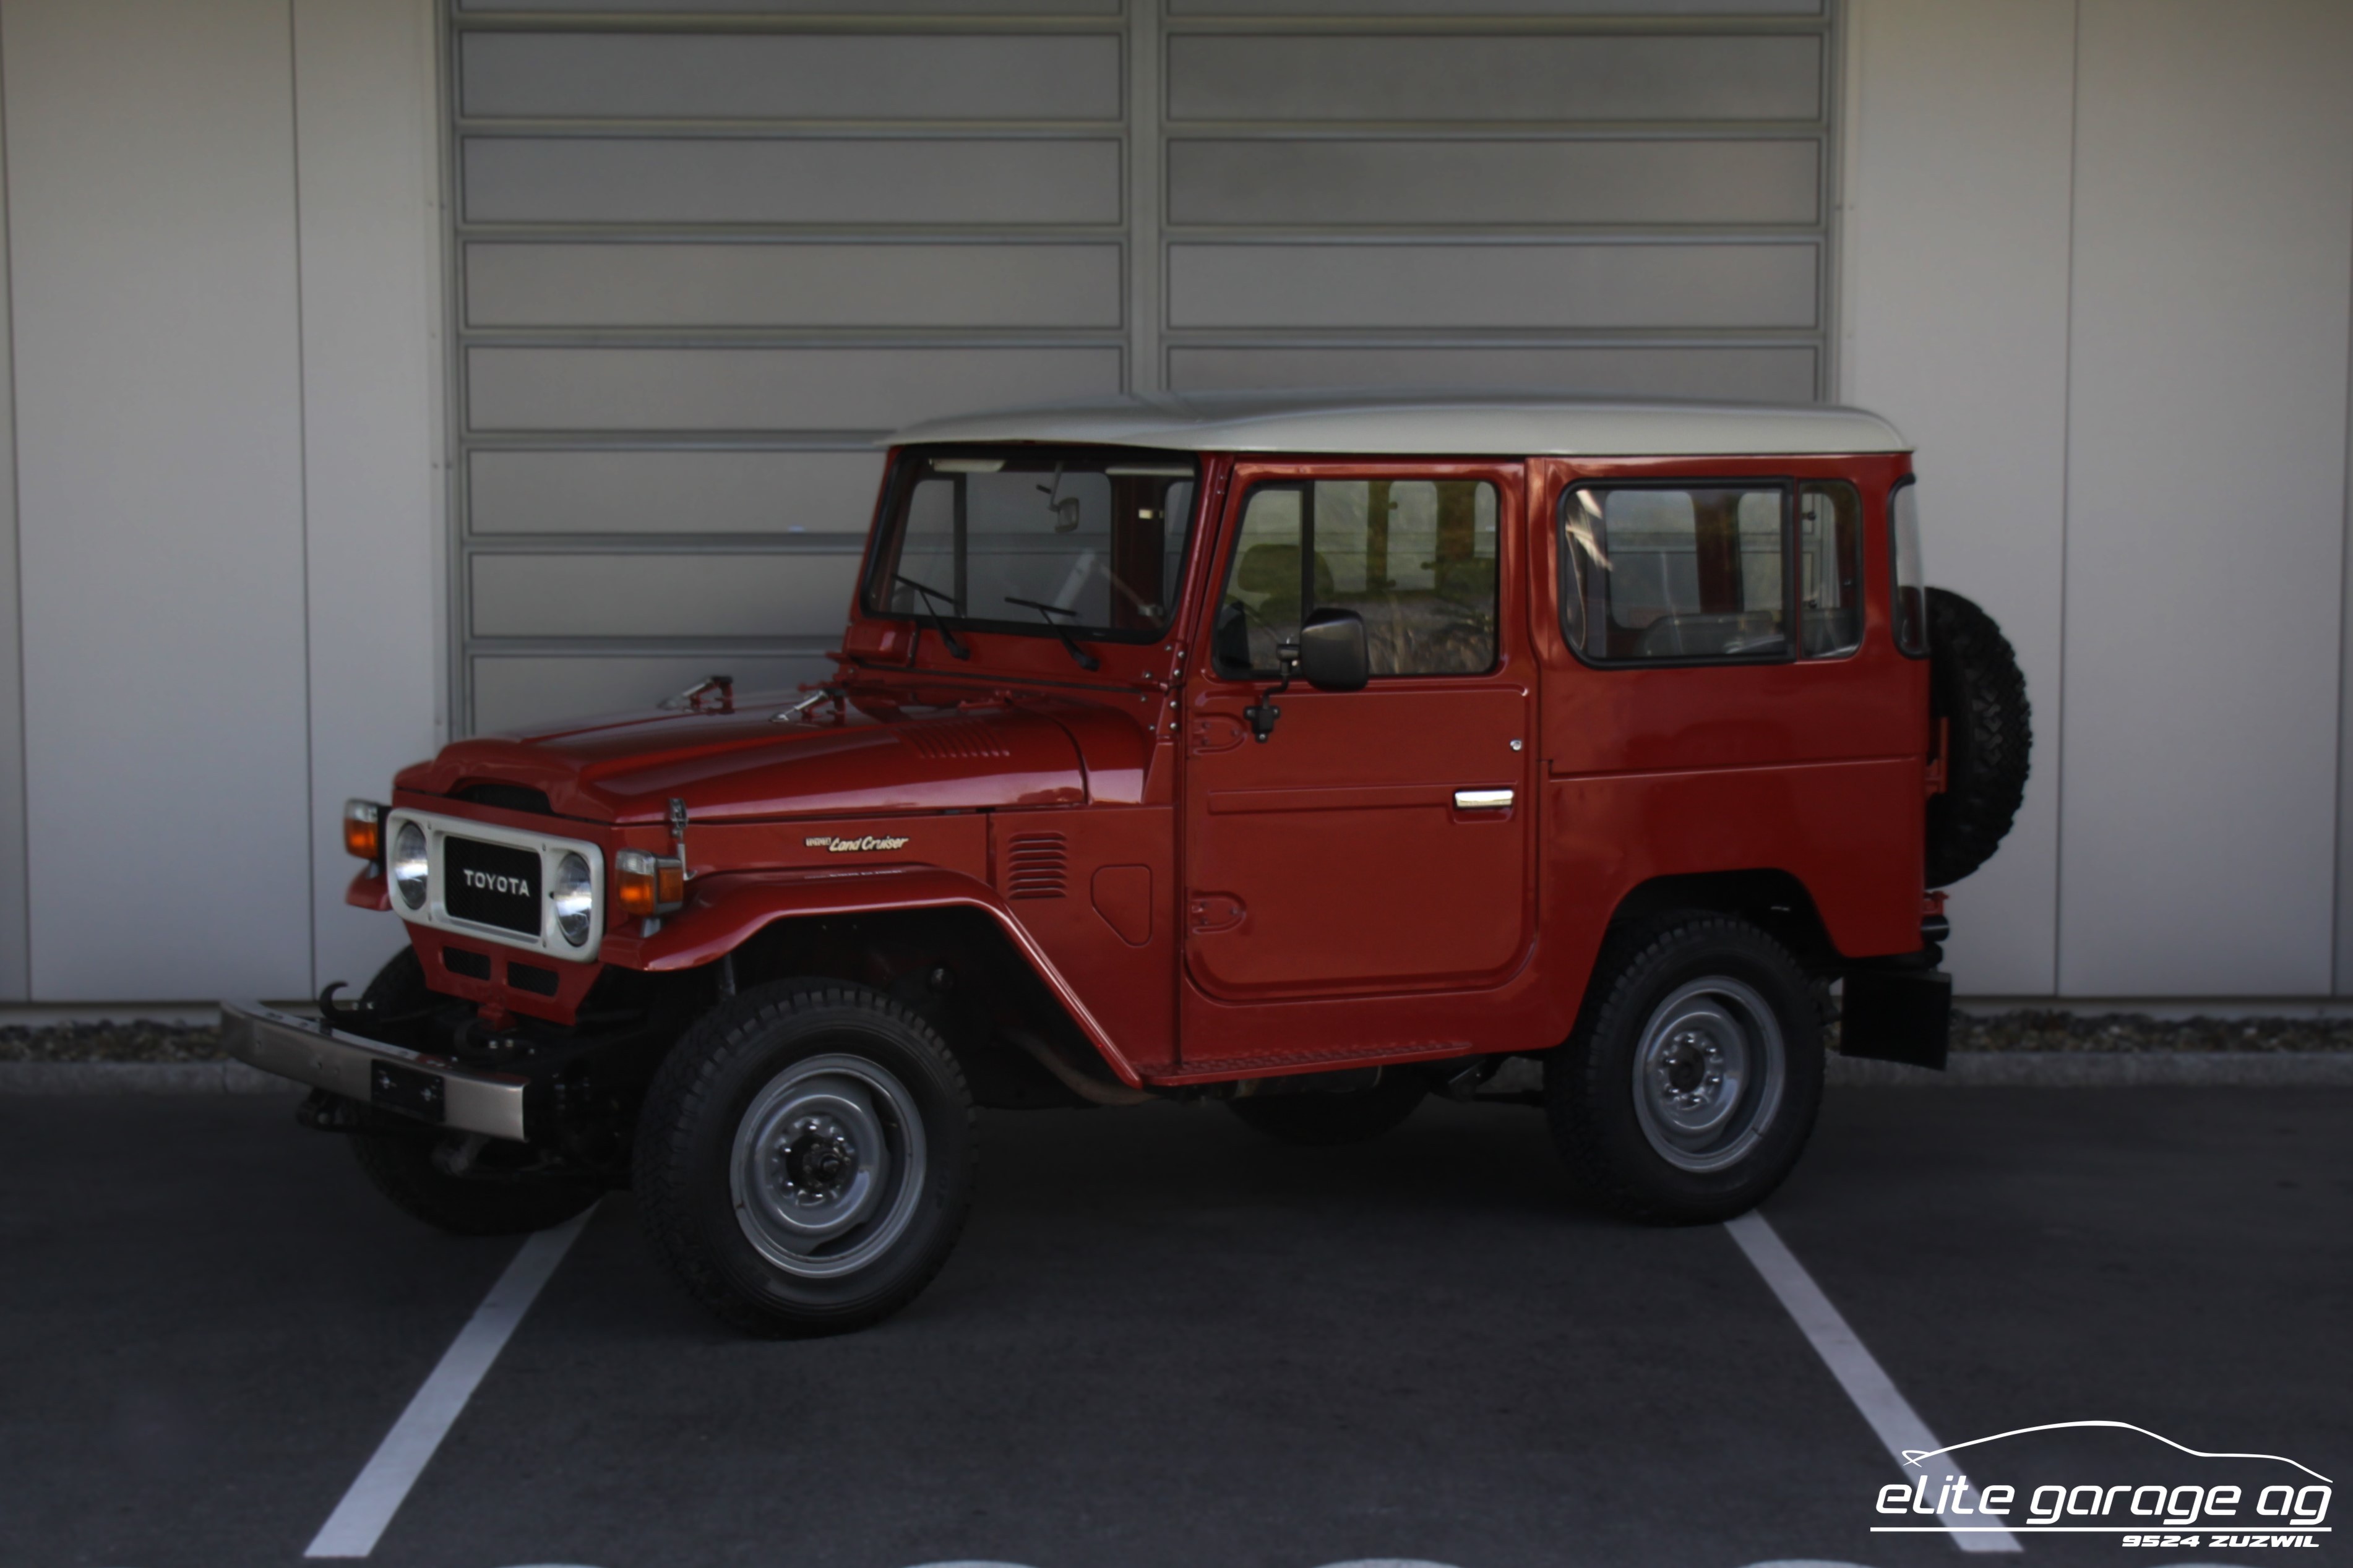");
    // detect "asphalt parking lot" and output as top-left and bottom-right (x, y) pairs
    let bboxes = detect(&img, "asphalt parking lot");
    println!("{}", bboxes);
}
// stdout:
(2, 1085), (2346, 1568)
